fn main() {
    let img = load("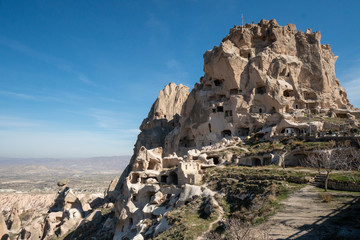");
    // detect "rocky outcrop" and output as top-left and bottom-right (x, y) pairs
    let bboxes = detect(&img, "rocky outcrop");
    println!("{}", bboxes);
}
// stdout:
(0, 213), (9, 240)
(164, 19), (355, 156)
(117, 83), (189, 190)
